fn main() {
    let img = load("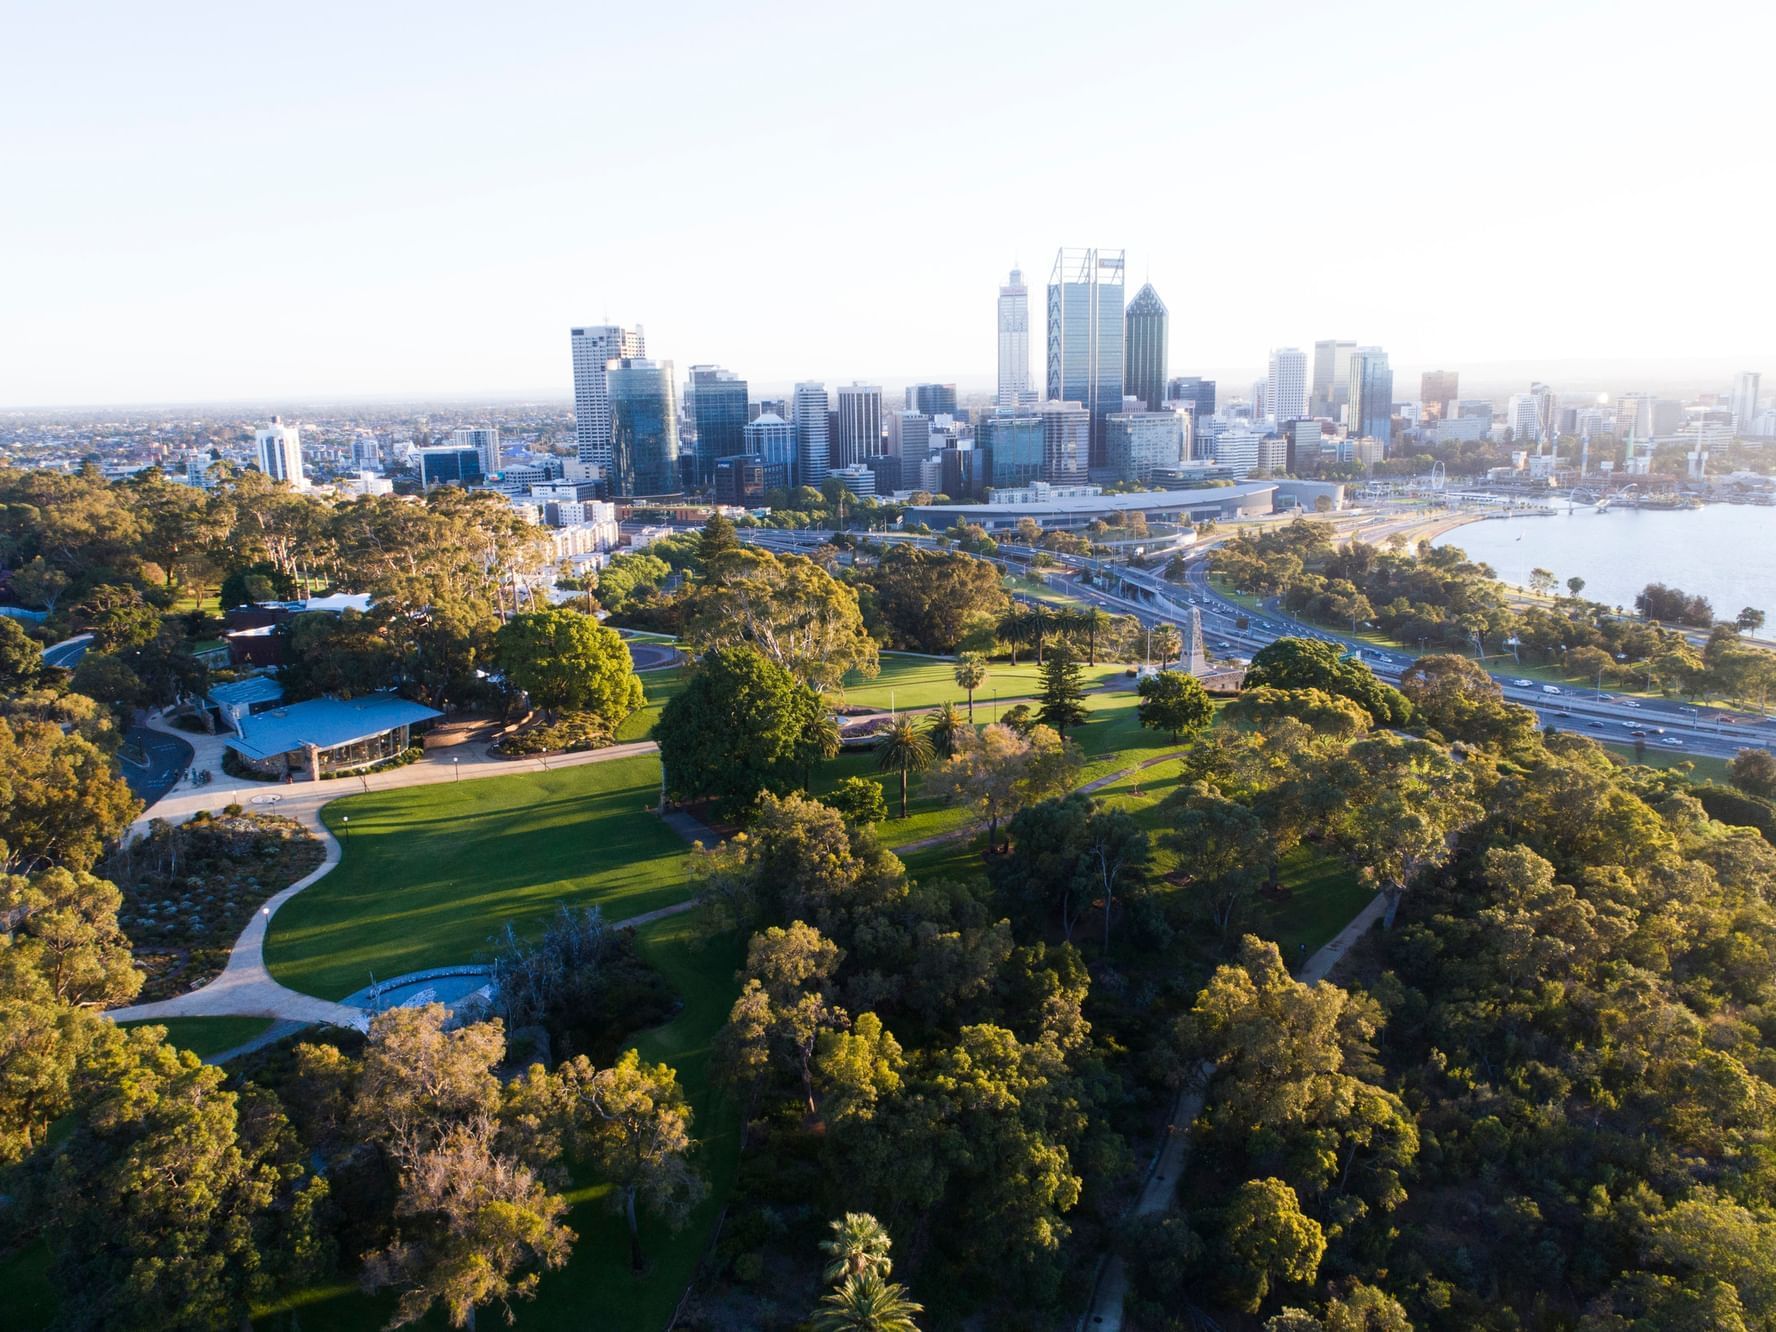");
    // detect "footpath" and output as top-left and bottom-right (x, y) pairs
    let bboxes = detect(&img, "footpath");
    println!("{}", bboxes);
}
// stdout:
(1078, 892), (1389, 1331)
